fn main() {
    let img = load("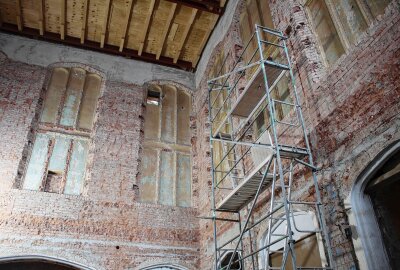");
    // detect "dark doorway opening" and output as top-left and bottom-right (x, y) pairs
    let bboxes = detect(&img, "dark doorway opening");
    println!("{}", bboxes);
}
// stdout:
(365, 151), (400, 269)
(0, 261), (80, 270)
